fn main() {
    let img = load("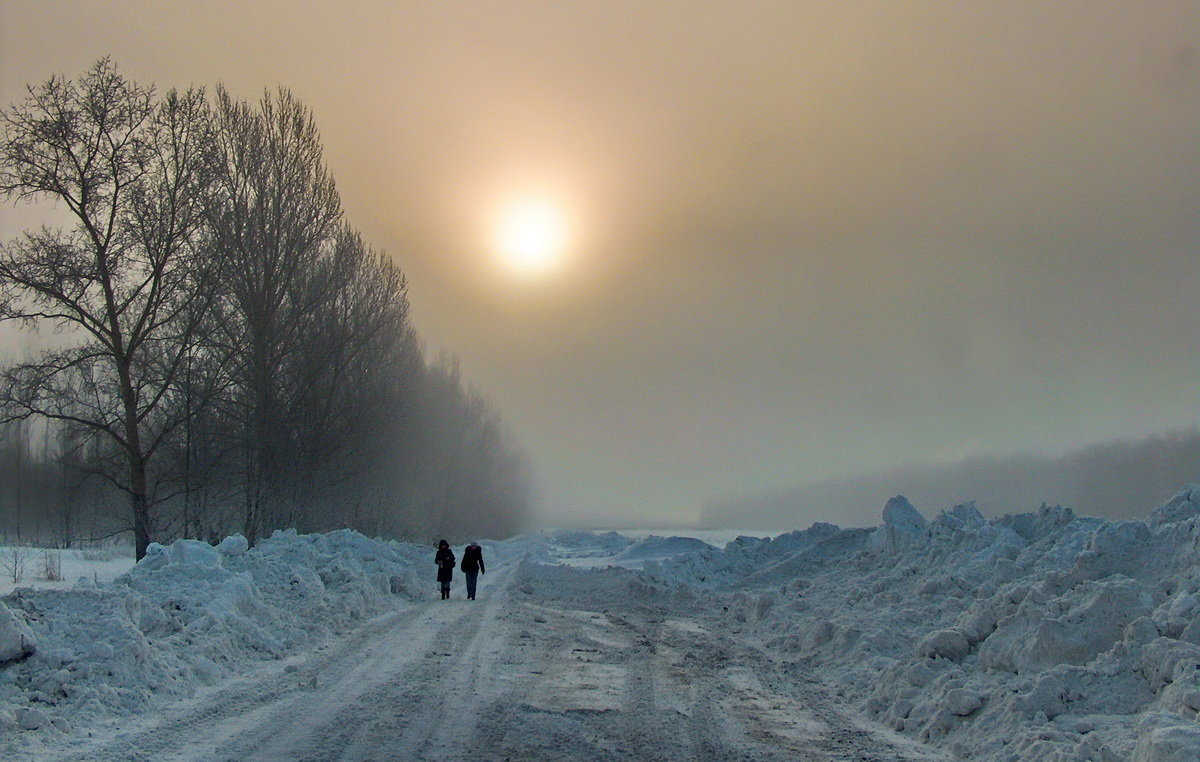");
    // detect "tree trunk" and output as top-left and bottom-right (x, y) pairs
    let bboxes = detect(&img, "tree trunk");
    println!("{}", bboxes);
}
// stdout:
(131, 467), (151, 561)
